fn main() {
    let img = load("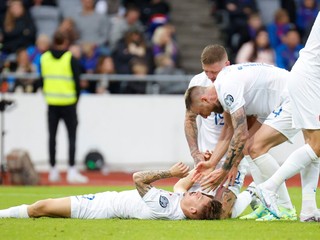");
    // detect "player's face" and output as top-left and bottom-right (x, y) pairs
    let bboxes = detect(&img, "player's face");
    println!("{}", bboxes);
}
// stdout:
(183, 191), (212, 208)
(190, 96), (223, 118)
(202, 61), (228, 83)
(191, 103), (213, 119)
